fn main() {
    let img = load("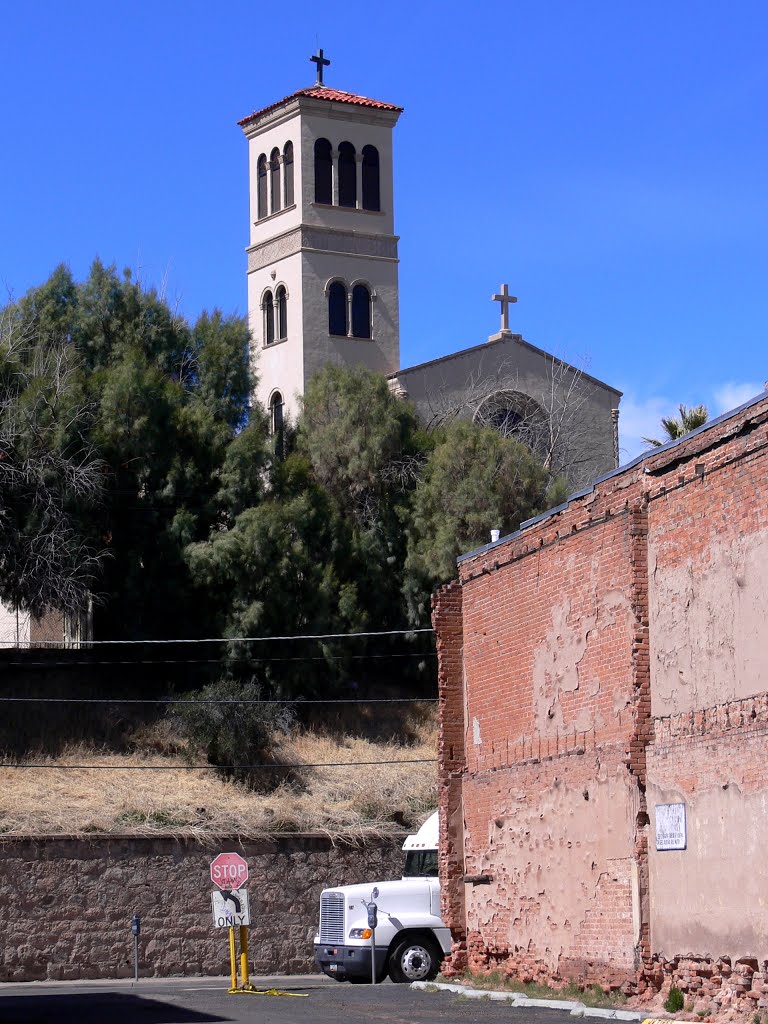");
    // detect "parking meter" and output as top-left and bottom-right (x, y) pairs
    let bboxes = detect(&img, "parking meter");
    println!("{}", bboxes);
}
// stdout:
(131, 914), (141, 981)
(367, 901), (378, 983)
(367, 901), (378, 930)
